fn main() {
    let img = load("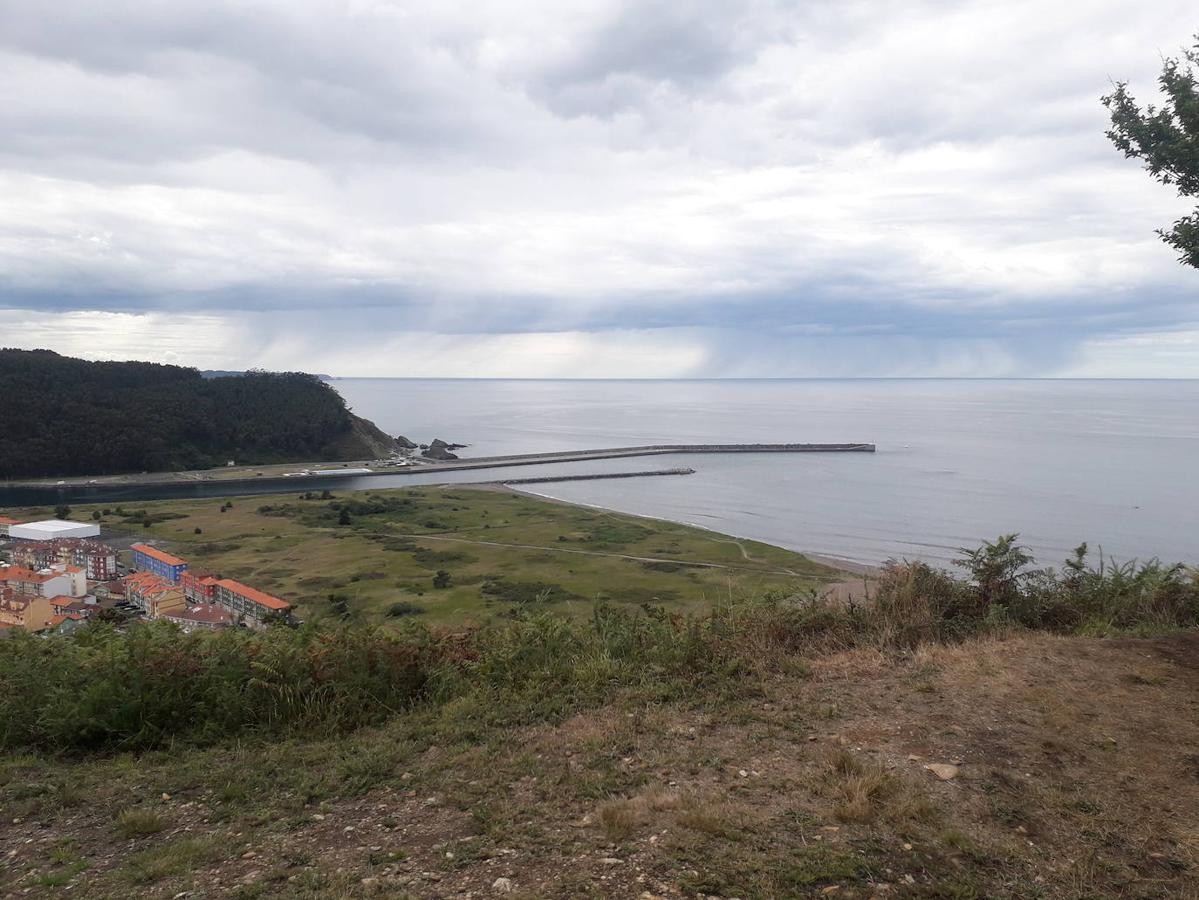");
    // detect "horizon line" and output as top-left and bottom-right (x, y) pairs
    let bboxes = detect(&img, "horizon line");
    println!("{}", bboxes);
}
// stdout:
(322, 375), (1199, 382)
